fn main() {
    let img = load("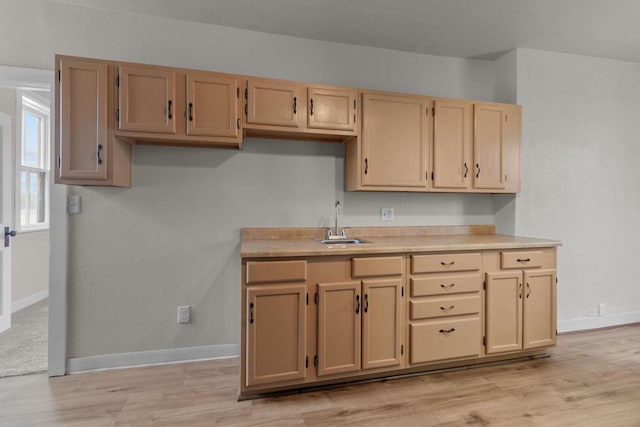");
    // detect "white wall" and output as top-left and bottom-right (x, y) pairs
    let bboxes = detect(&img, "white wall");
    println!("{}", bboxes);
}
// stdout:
(515, 48), (640, 329)
(0, 88), (50, 309)
(1, 1), (501, 360)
